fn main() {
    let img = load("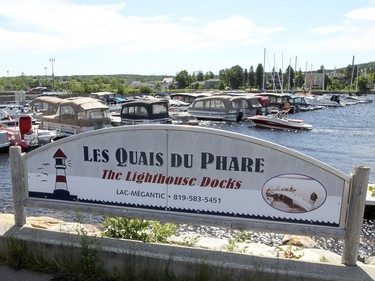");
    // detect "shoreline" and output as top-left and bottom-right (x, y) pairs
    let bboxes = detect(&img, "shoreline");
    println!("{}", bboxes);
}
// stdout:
(1, 213), (374, 265)
(1, 213), (375, 281)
